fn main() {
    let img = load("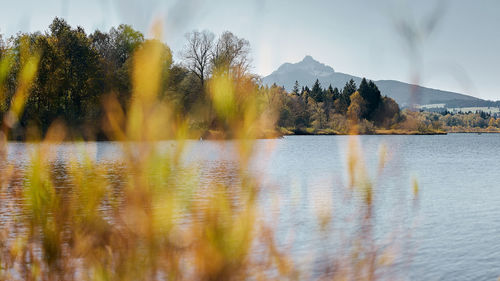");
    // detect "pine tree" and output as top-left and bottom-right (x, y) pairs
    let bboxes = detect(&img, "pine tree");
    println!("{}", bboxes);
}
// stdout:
(328, 85), (334, 96)
(324, 84), (335, 121)
(343, 79), (357, 96)
(358, 78), (382, 120)
(311, 79), (324, 102)
(293, 80), (300, 95)
(335, 79), (357, 114)
(302, 86), (311, 104)
(332, 87), (340, 100)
